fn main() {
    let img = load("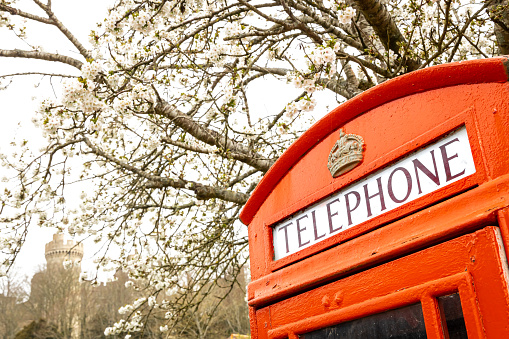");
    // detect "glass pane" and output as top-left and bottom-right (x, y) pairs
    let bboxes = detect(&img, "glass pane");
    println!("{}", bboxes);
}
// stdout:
(300, 303), (427, 339)
(438, 293), (468, 339)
